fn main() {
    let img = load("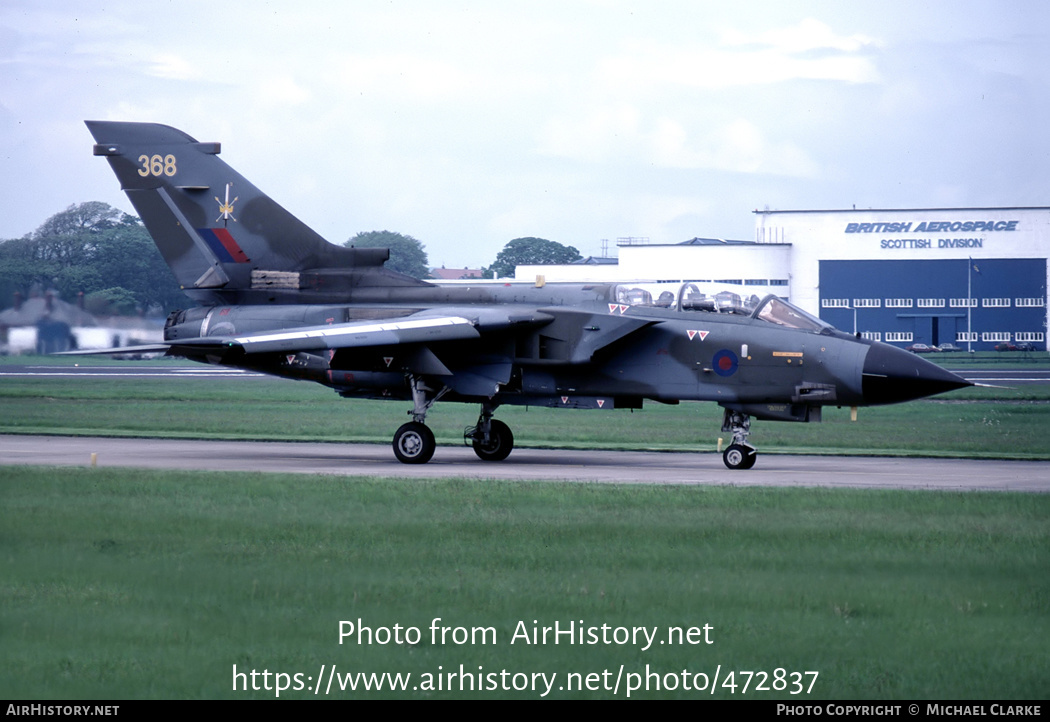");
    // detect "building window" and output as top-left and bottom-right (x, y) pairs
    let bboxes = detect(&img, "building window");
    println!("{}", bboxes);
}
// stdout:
(982, 332), (1011, 342)
(885, 298), (913, 308)
(982, 298), (1011, 308)
(950, 298), (978, 308)
(744, 279), (767, 286)
(917, 298), (945, 308)
(769, 279), (789, 286)
(885, 332), (913, 342)
(860, 331), (881, 341)
(956, 332), (978, 342)
(822, 298), (850, 308)
(853, 298), (881, 308)
(1016, 298), (1046, 307)
(715, 279), (743, 285)
(1016, 332), (1045, 342)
